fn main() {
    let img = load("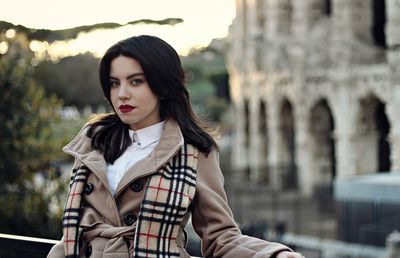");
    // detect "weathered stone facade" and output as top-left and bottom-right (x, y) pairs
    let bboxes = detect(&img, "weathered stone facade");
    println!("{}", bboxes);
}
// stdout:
(227, 0), (400, 197)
